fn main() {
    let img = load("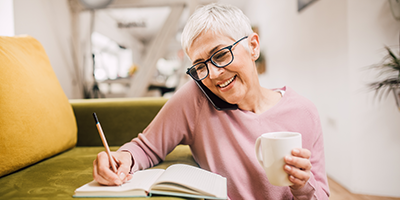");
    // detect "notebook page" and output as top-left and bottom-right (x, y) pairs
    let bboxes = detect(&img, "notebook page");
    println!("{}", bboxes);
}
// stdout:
(129, 169), (165, 191)
(152, 164), (227, 198)
(76, 169), (164, 193)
